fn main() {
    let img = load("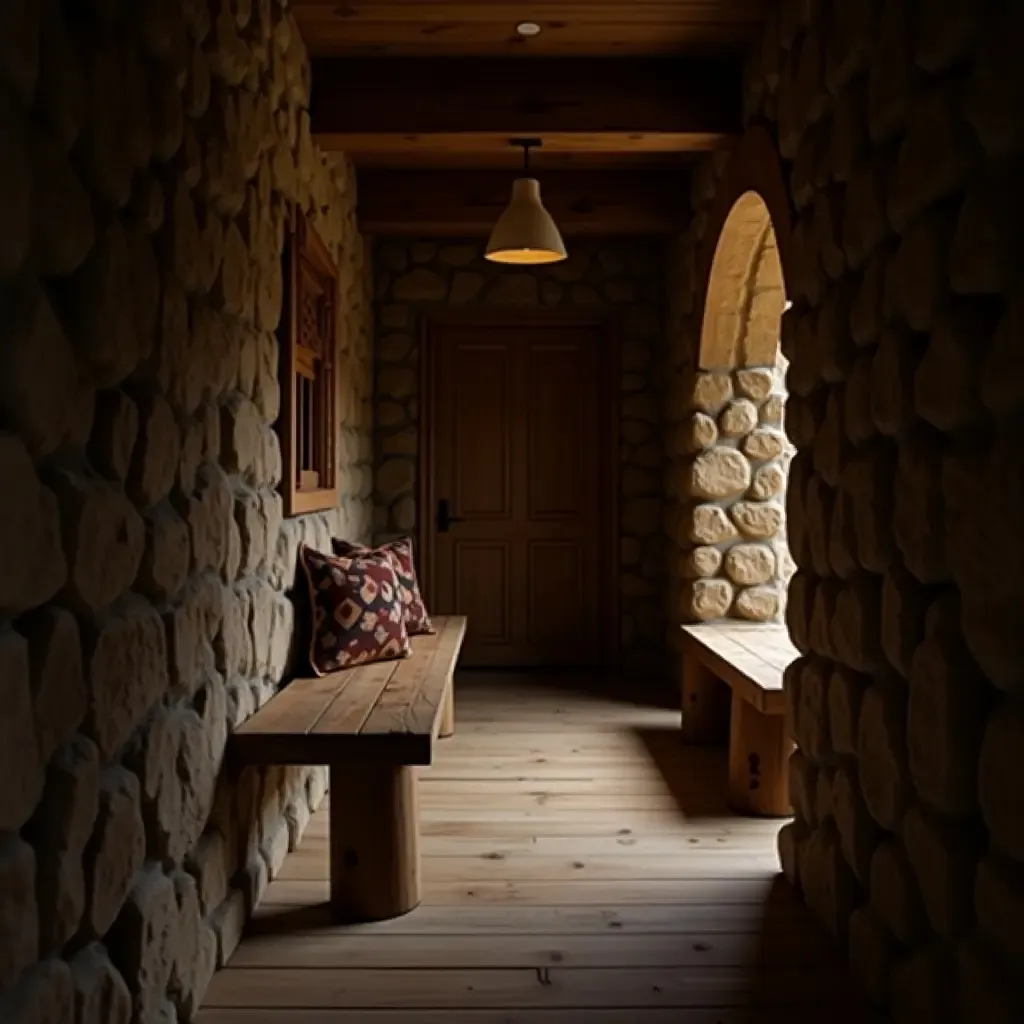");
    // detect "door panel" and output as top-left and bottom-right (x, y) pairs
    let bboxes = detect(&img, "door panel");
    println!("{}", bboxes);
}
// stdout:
(429, 321), (610, 668)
